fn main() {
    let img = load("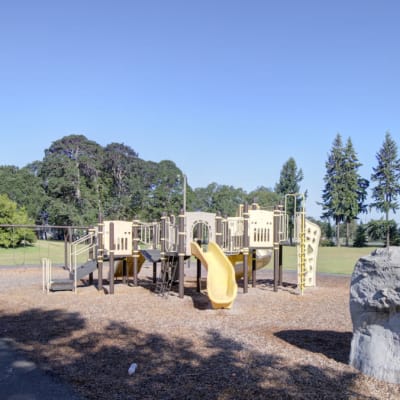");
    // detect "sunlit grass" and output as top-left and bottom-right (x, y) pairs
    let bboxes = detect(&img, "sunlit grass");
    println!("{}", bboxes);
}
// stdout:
(0, 239), (380, 275)
(0, 240), (89, 267)
(280, 245), (379, 275)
